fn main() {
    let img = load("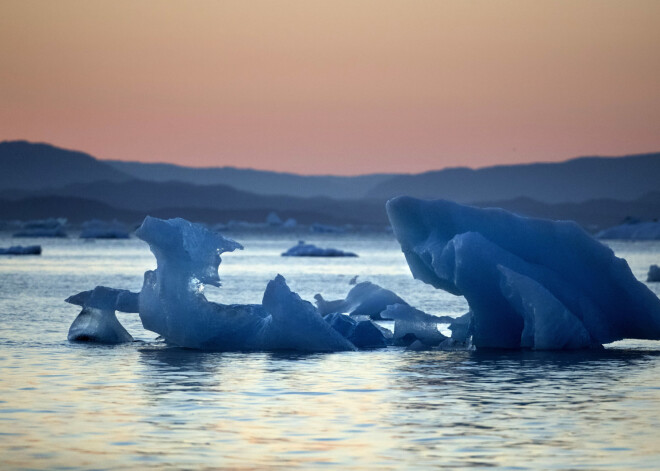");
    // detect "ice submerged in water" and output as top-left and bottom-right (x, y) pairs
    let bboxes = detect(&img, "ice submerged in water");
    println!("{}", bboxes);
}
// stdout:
(386, 196), (660, 350)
